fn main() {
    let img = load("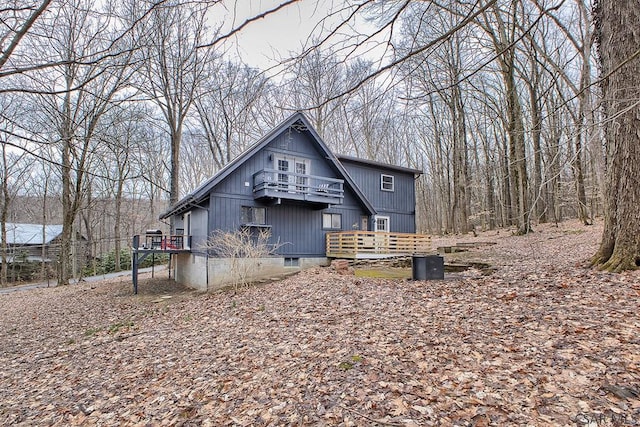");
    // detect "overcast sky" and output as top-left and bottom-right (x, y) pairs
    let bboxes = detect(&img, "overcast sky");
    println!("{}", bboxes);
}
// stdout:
(220, 1), (337, 69)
